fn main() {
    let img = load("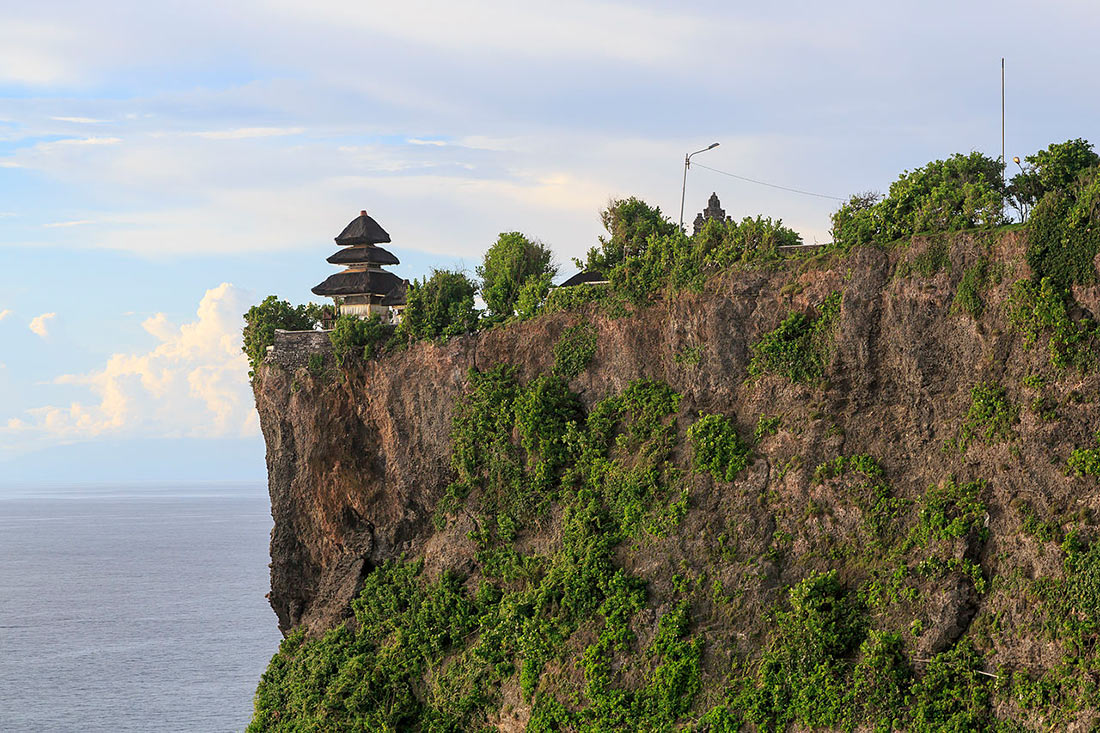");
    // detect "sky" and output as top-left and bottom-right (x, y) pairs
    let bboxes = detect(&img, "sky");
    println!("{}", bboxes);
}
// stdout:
(1, 1), (1099, 487)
